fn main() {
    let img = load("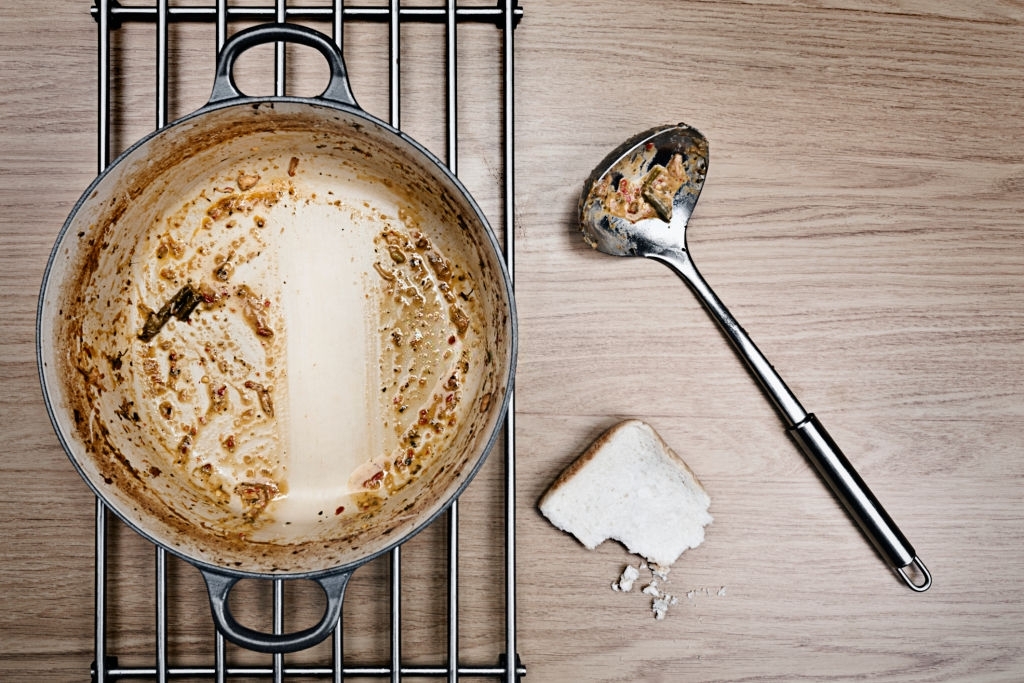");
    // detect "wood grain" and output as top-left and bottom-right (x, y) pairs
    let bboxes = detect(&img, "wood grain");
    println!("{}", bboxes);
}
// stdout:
(3, 1), (1023, 681)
